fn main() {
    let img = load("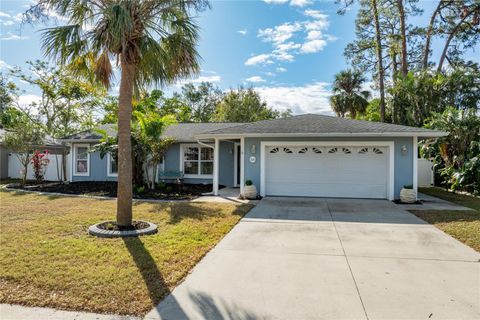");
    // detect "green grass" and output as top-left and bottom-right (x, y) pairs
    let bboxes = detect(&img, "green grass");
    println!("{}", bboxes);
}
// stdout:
(419, 187), (480, 211)
(412, 187), (480, 252)
(0, 190), (253, 316)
